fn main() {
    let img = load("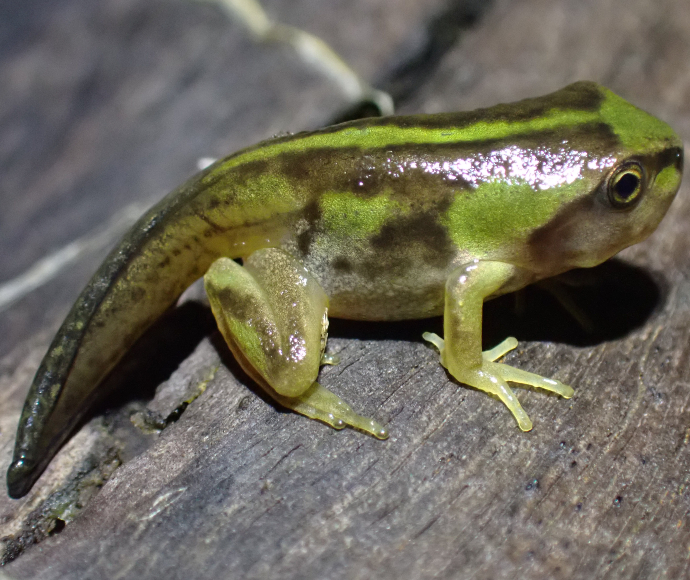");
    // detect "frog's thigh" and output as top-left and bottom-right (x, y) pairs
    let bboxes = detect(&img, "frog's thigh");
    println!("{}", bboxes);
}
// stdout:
(204, 249), (387, 439)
